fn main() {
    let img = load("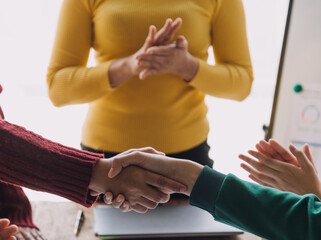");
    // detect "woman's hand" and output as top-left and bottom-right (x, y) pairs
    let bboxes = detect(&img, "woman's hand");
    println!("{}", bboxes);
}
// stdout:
(0, 219), (18, 240)
(239, 143), (321, 198)
(88, 148), (187, 213)
(136, 36), (199, 81)
(107, 150), (203, 196)
(14, 227), (45, 240)
(108, 18), (182, 88)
